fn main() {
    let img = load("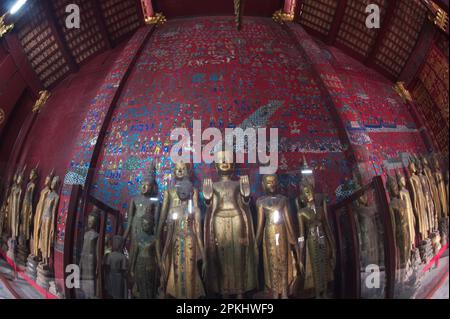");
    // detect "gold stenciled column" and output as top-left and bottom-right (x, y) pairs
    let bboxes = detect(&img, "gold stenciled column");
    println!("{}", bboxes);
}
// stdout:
(32, 91), (51, 113)
(234, 0), (246, 30)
